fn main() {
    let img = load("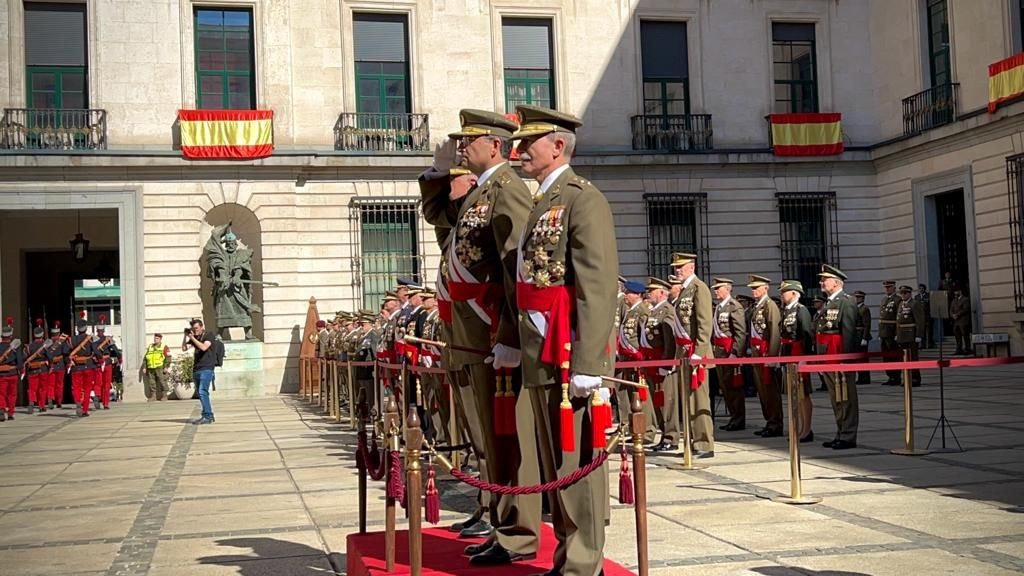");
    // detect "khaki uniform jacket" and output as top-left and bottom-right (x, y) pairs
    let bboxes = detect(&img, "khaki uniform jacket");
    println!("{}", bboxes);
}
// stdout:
(674, 277), (714, 359)
(821, 292), (859, 353)
(856, 303), (872, 342)
(641, 300), (677, 362)
(618, 301), (648, 355)
(749, 297), (781, 356)
(780, 302), (814, 353)
(896, 298), (926, 344)
(878, 293), (900, 339)
(950, 295), (971, 329)
(518, 167), (618, 384)
(713, 298), (747, 357)
(420, 163), (532, 368)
